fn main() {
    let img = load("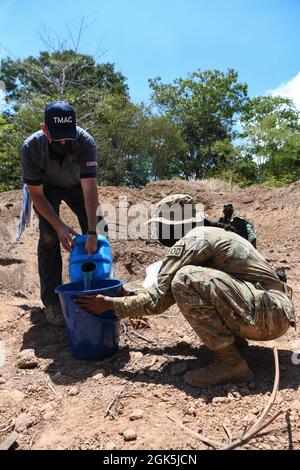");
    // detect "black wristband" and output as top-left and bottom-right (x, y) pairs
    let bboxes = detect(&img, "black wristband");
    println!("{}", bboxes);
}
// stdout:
(87, 231), (97, 236)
